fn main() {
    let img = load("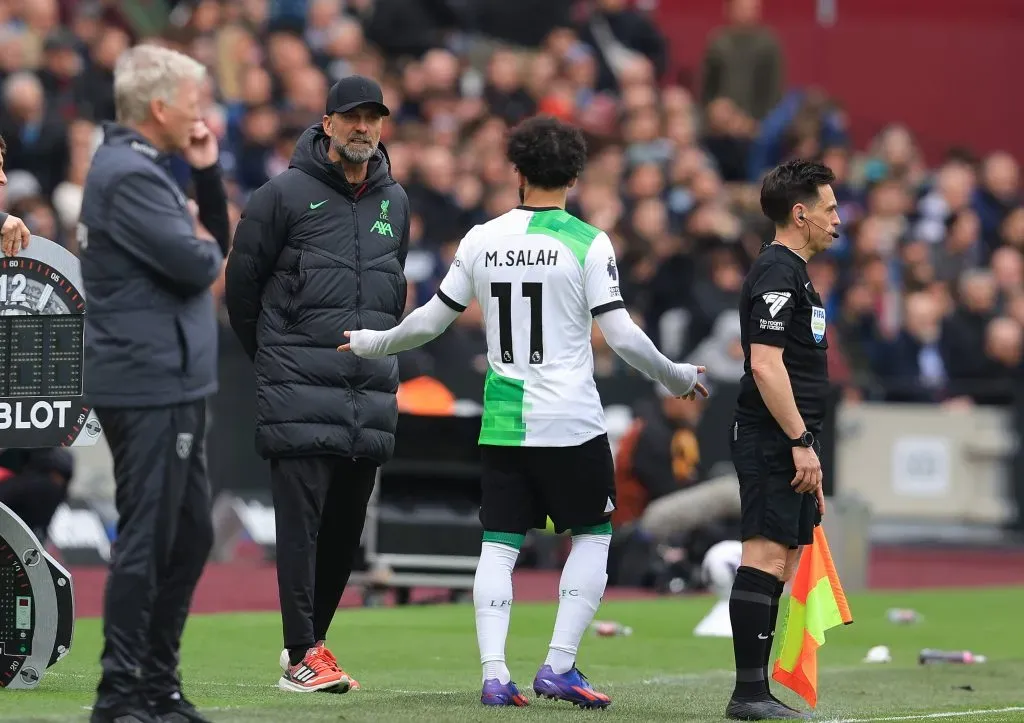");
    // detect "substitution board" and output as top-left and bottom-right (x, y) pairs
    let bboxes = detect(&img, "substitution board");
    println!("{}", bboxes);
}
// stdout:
(0, 236), (88, 689)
